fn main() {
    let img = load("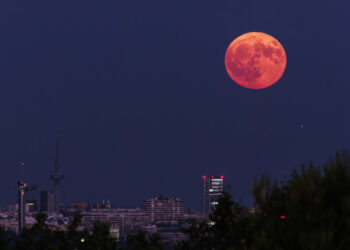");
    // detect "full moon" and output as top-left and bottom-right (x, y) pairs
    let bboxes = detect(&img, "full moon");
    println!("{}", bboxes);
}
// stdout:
(225, 32), (287, 89)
